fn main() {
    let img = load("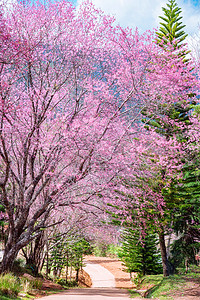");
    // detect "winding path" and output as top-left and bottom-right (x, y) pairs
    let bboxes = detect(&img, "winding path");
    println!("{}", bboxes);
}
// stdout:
(37, 261), (131, 300)
(83, 261), (116, 288)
